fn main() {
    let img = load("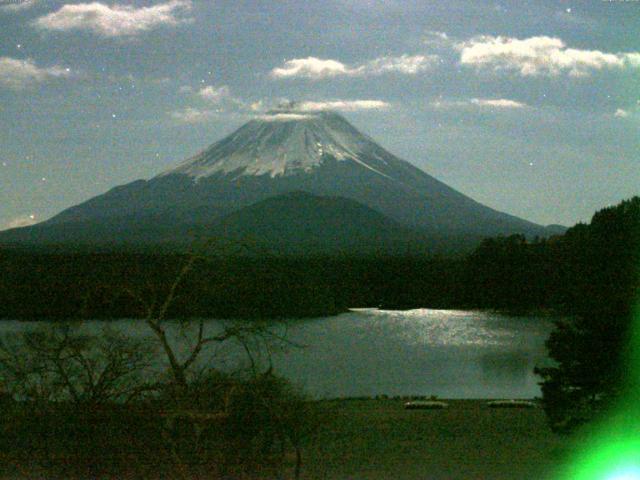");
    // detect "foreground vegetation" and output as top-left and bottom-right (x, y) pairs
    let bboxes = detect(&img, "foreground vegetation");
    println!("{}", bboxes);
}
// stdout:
(0, 396), (574, 480)
(0, 314), (318, 479)
(0, 375), (316, 480)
